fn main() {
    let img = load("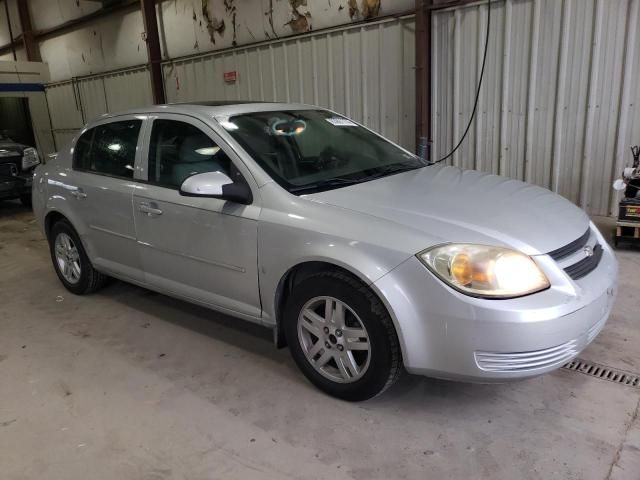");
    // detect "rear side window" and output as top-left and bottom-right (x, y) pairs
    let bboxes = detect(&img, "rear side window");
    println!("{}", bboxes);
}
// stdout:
(74, 120), (142, 178)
